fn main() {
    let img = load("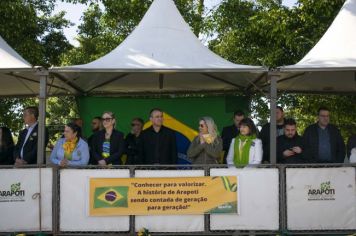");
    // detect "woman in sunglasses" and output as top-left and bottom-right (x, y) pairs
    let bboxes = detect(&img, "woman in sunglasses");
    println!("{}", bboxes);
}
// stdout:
(90, 111), (125, 166)
(226, 118), (262, 167)
(50, 122), (89, 167)
(187, 117), (223, 164)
